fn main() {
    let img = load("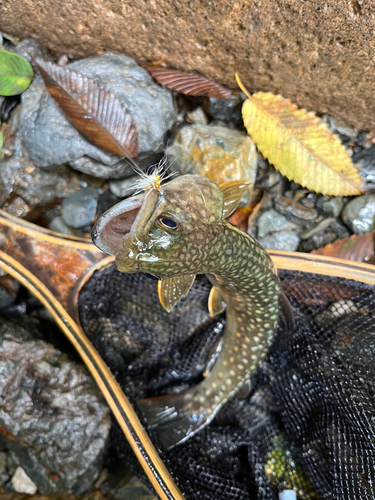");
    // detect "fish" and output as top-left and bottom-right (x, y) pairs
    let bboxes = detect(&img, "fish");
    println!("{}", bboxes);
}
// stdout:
(92, 173), (294, 449)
